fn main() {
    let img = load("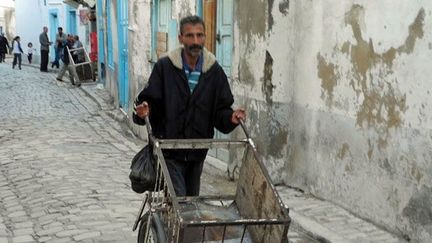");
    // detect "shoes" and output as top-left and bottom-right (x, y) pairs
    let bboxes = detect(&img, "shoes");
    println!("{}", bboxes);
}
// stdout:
(19, 67), (21, 70)
(56, 78), (64, 82)
(51, 63), (54, 68)
(76, 83), (81, 87)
